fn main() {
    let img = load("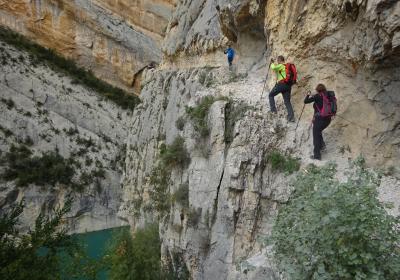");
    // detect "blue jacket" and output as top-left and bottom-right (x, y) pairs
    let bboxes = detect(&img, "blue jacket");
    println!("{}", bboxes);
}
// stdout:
(224, 48), (235, 60)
